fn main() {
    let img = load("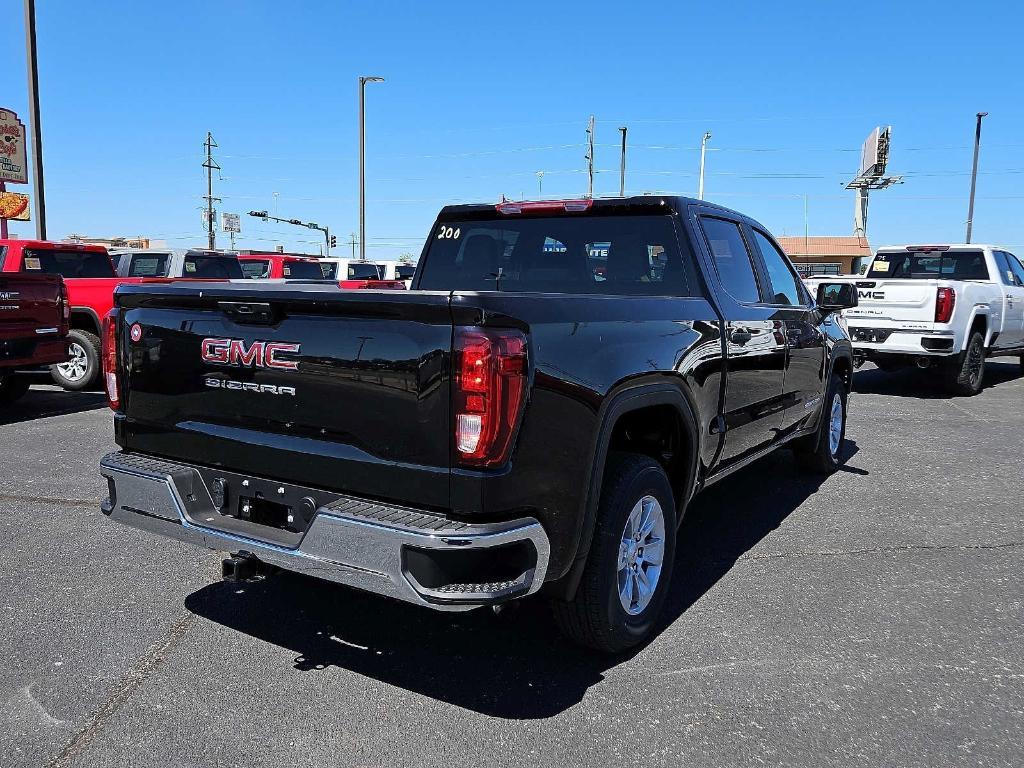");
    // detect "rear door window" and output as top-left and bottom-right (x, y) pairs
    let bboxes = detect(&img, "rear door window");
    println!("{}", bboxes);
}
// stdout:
(417, 214), (690, 295)
(698, 217), (761, 304)
(750, 229), (807, 306)
(22, 249), (115, 278)
(1005, 252), (1024, 286)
